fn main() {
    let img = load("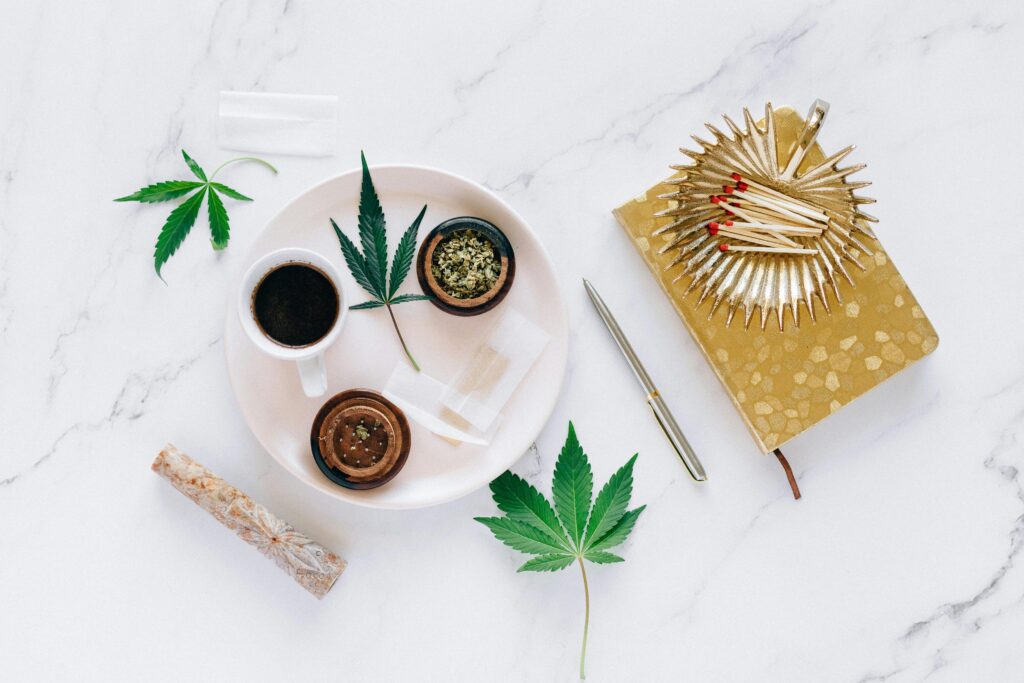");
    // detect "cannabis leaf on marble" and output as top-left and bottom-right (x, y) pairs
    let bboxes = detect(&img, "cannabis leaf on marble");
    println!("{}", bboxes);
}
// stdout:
(330, 152), (431, 371)
(115, 150), (277, 279)
(475, 422), (645, 680)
